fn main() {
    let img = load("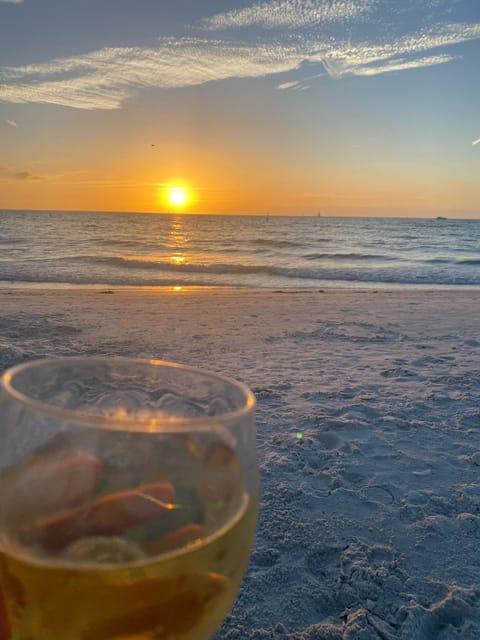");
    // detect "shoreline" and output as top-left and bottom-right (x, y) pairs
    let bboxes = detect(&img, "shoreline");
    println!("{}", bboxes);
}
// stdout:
(2, 281), (480, 293)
